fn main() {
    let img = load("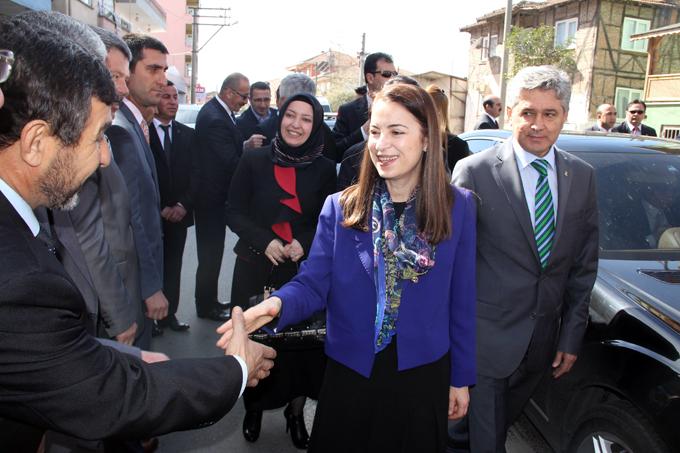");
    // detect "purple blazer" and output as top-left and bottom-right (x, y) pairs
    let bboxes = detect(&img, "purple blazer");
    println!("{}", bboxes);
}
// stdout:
(275, 186), (477, 387)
